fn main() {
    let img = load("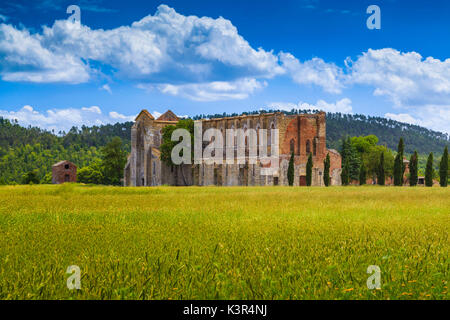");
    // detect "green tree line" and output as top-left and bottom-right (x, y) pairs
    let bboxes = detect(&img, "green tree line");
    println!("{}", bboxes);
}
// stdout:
(1, 111), (448, 185)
